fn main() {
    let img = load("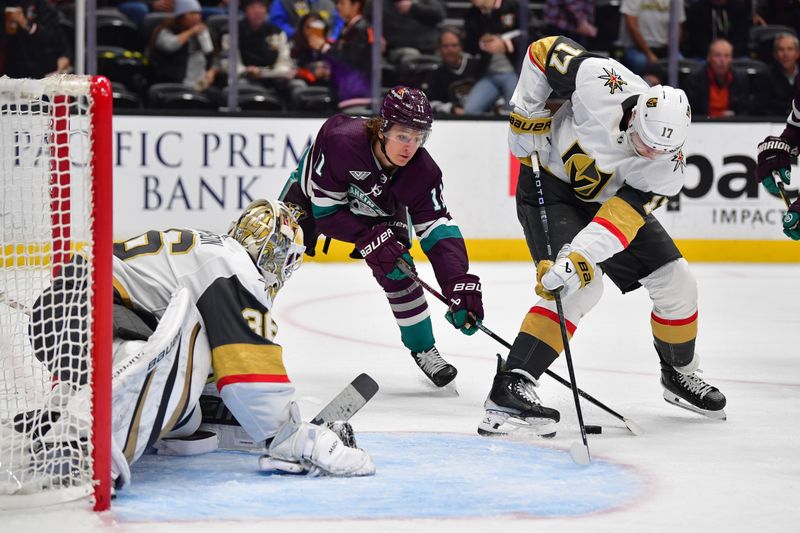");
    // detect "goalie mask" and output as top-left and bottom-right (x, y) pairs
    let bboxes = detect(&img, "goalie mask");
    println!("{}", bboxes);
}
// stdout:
(629, 85), (691, 160)
(228, 200), (305, 290)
